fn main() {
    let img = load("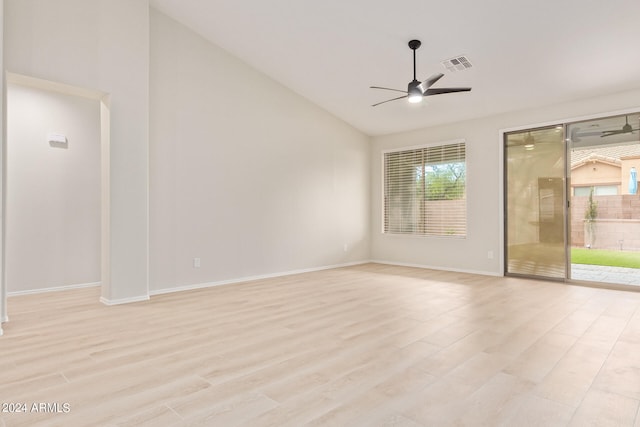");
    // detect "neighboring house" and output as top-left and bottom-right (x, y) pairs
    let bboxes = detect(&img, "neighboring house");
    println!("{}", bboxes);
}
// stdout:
(571, 145), (640, 195)
(570, 144), (640, 249)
